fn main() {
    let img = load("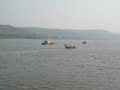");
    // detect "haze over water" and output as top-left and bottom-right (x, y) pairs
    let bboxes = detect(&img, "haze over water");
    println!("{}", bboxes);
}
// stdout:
(1, 0), (120, 32)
